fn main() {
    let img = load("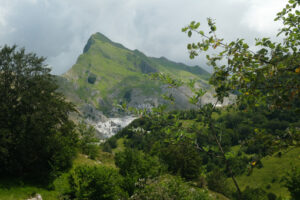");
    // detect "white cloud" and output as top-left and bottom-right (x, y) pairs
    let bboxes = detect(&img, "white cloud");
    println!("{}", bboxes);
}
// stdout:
(241, 0), (286, 34)
(0, 0), (289, 74)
